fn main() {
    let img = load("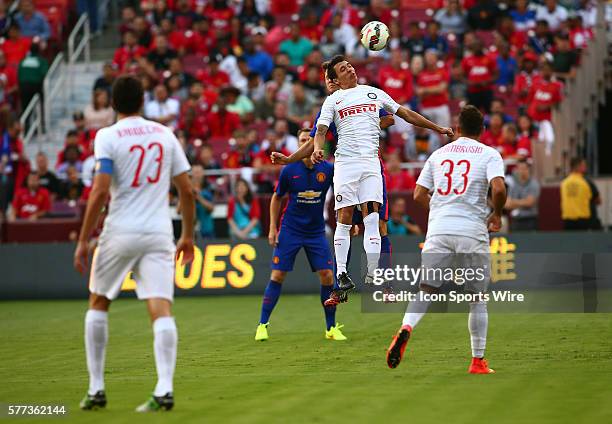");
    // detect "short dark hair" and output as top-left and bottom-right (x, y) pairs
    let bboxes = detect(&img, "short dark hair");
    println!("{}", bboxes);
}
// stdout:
(297, 128), (312, 137)
(570, 157), (585, 170)
(458, 105), (484, 137)
(111, 75), (144, 115)
(325, 55), (346, 81)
